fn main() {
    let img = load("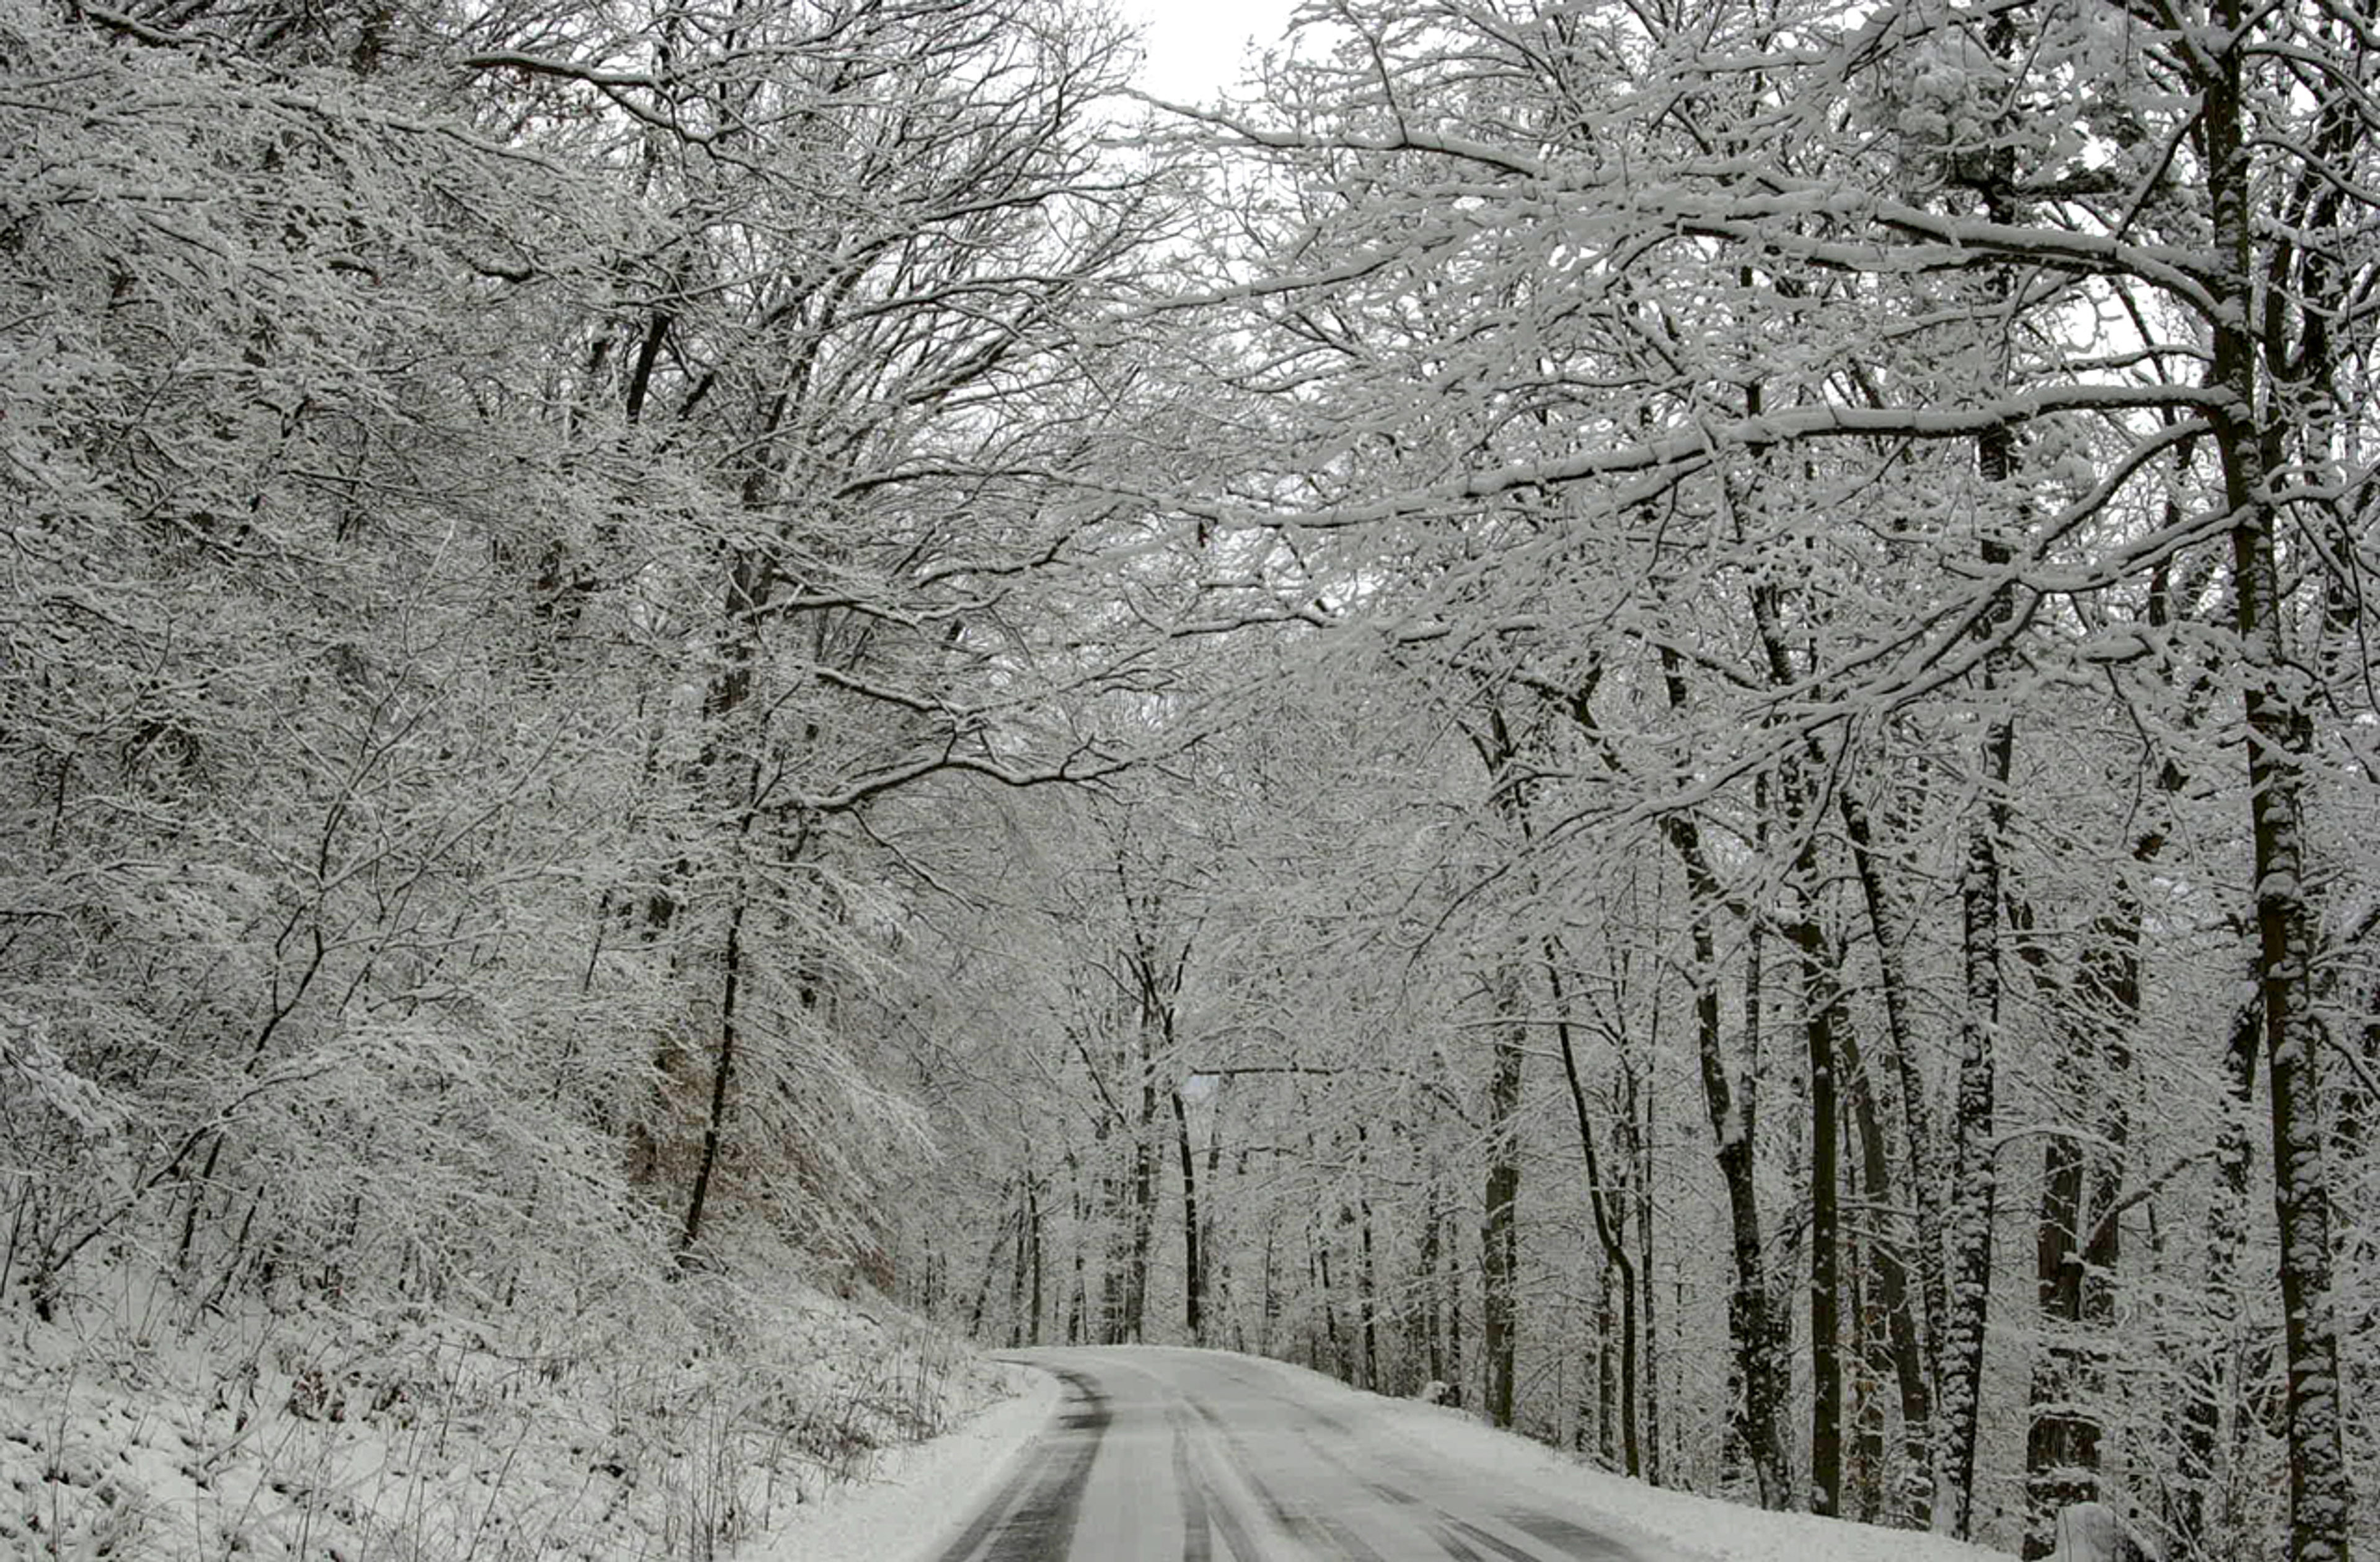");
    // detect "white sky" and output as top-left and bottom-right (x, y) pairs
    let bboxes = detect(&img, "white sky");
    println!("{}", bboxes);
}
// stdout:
(1122, 0), (1303, 102)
